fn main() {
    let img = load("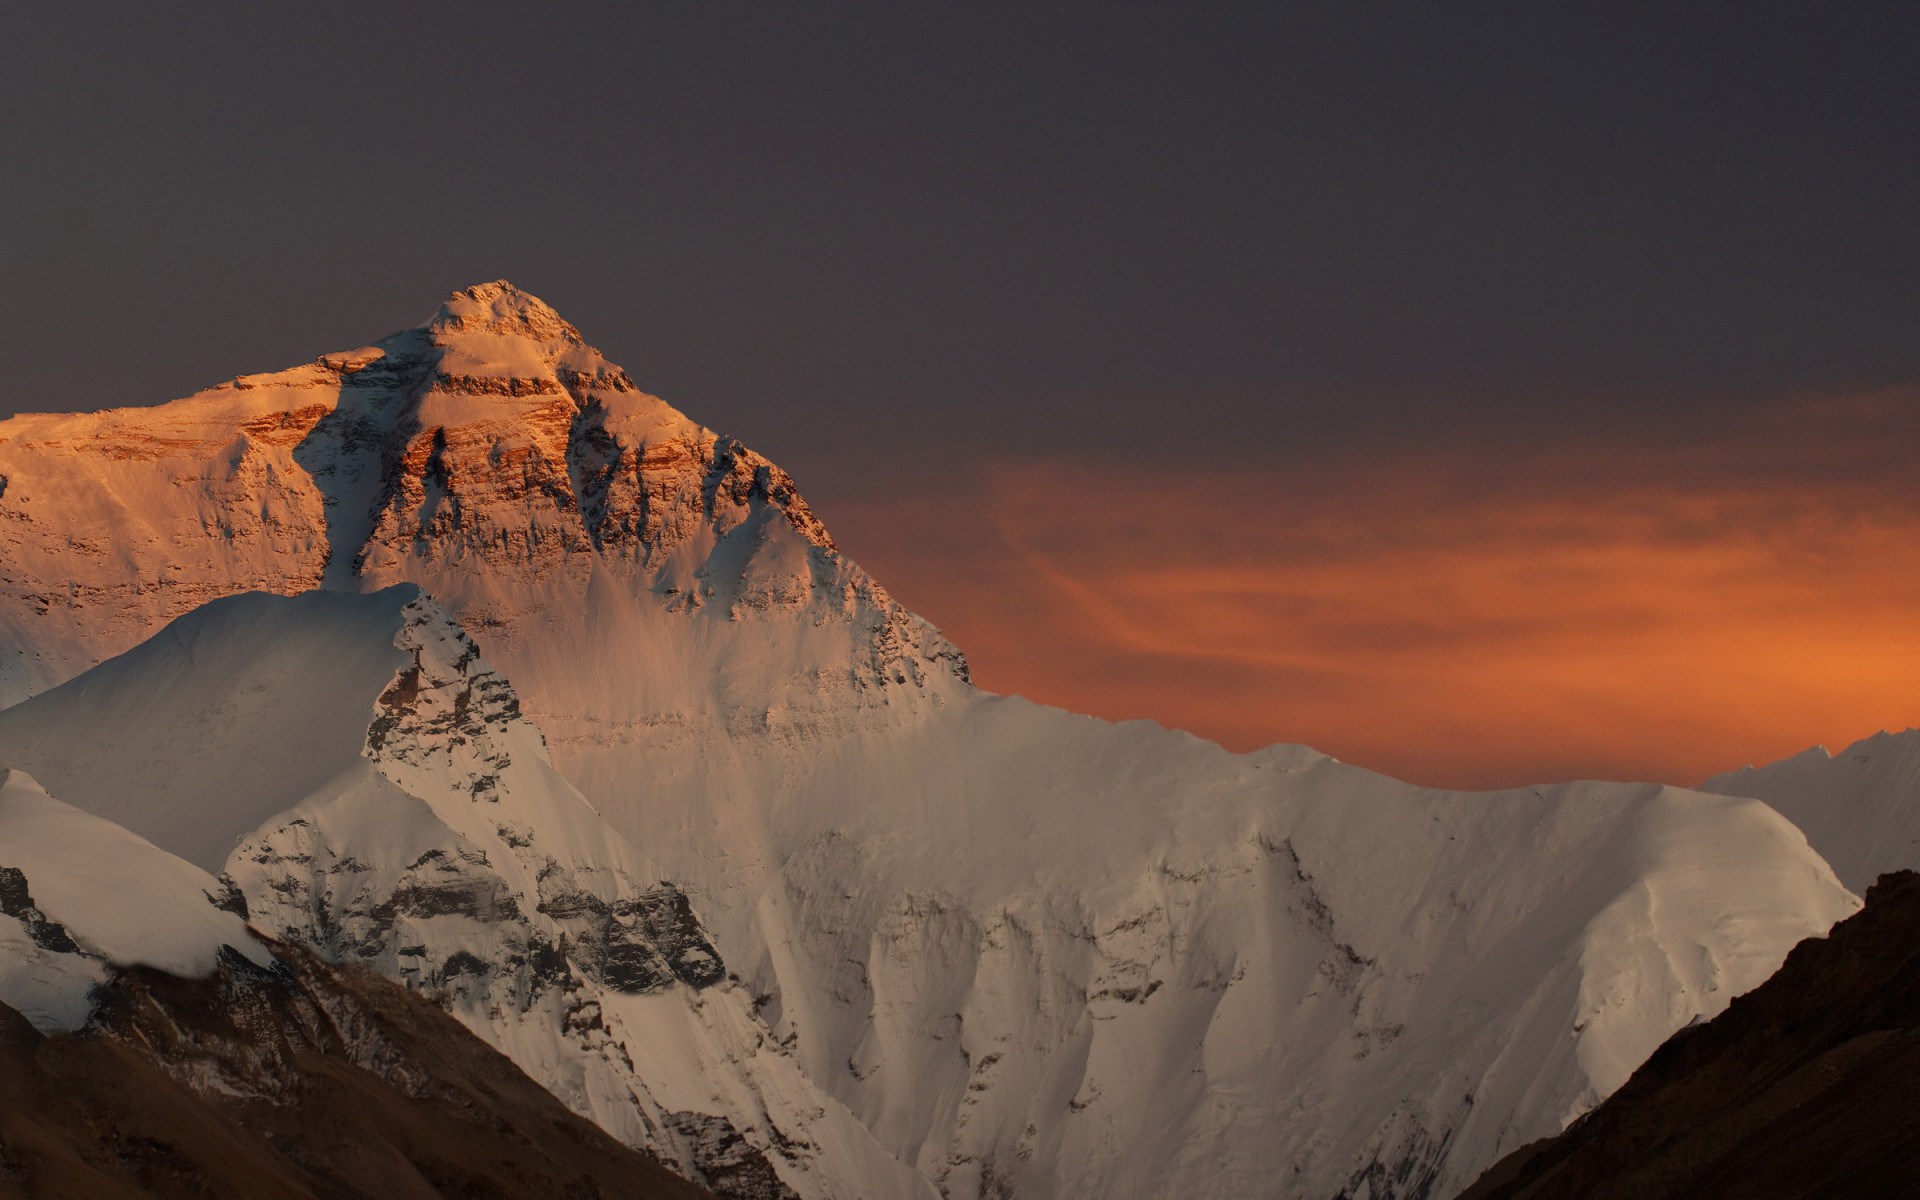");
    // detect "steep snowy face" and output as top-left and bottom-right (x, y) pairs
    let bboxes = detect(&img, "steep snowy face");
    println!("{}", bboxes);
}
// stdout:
(1457, 869), (1920, 1200)
(0, 770), (269, 1033)
(0, 590), (934, 1200)
(0, 280), (962, 707)
(0, 594), (1860, 1200)
(729, 738), (1855, 1200)
(1703, 728), (1920, 892)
